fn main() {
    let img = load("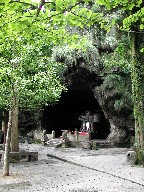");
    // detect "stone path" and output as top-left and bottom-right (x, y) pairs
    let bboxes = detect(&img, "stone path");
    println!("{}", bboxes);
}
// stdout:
(0, 143), (144, 192)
